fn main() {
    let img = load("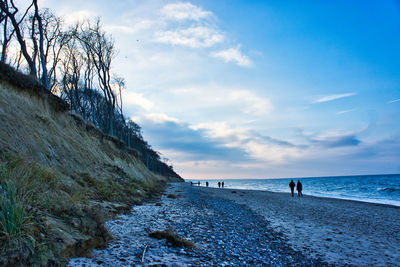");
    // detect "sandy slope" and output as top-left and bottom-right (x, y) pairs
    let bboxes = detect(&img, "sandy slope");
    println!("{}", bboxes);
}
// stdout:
(208, 186), (400, 266)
